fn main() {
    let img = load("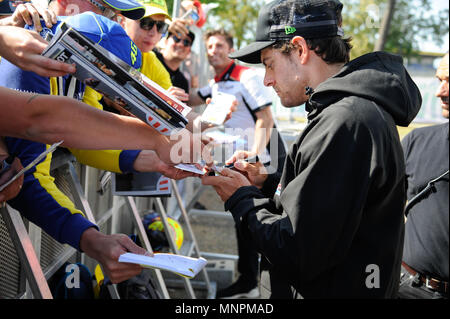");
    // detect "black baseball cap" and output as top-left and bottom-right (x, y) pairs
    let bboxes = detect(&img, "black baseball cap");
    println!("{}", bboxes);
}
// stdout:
(229, 0), (344, 64)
